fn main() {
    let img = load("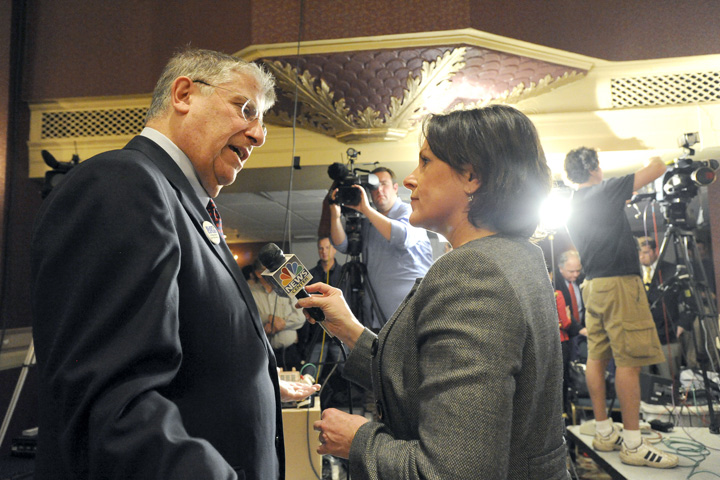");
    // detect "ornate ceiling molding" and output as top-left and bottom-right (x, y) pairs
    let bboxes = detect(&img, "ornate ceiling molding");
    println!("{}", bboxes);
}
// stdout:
(264, 47), (467, 142)
(250, 30), (591, 143)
